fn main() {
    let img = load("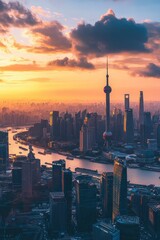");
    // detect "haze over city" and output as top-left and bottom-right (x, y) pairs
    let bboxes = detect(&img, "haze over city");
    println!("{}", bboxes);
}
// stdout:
(0, 0), (160, 102)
